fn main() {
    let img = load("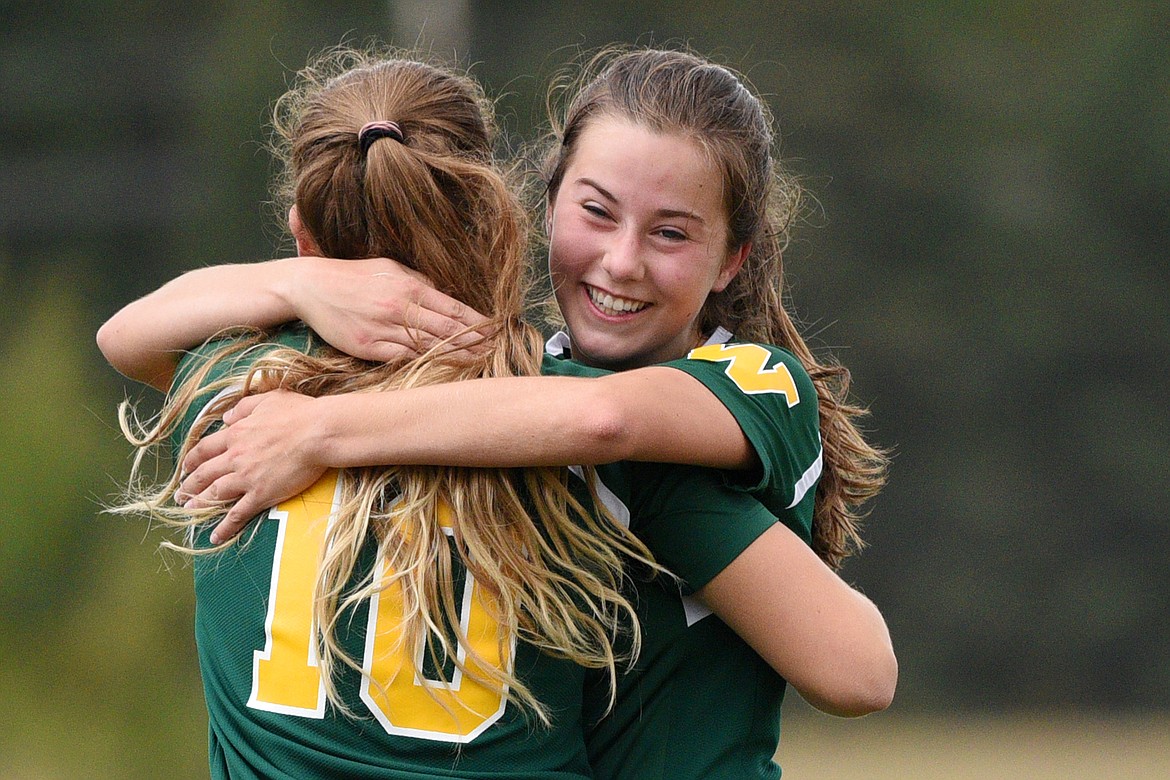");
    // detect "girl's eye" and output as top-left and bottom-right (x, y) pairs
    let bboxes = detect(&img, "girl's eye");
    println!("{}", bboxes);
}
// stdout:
(657, 227), (687, 242)
(582, 202), (609, 219)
